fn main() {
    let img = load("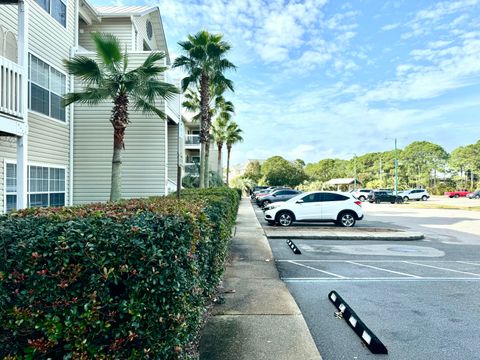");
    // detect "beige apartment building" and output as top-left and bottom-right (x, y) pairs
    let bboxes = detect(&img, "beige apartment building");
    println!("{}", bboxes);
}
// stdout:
(0, 0), (183, 213)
